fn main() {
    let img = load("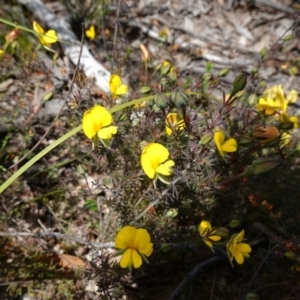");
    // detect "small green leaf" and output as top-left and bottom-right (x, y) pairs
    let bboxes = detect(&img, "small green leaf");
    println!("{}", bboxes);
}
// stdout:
(229, 73), (247, 99)
(140, 86), (151, 94)
(84, 199), (98, 211)
(218, 68), (230, 77)
(199, 133), (213, 145)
